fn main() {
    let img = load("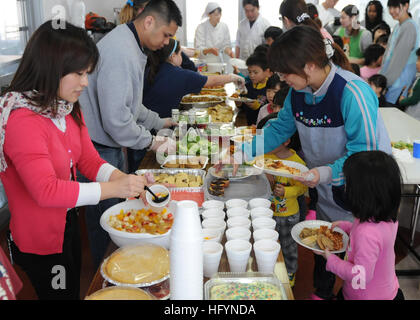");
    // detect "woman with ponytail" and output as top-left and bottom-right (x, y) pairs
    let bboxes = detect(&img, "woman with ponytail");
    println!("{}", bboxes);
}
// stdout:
(235, 25), (391, 299)
(335, 5), (373, 65)
(280, 0), (333, 42)
(143, 38), (245, 118)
